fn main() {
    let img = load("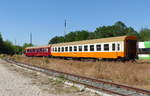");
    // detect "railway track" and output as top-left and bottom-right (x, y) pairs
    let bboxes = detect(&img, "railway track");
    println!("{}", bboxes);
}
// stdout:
(3, 58), (150, 96)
